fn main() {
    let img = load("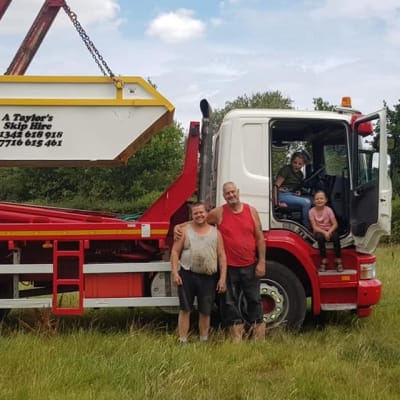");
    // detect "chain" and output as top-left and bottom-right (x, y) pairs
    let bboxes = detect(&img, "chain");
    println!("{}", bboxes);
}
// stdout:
(62, 2), (115, 77)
